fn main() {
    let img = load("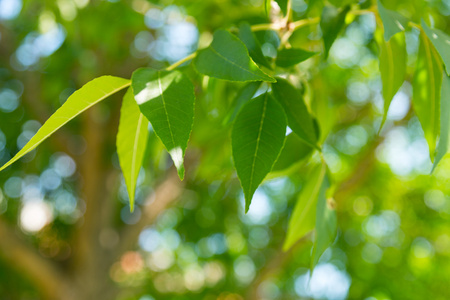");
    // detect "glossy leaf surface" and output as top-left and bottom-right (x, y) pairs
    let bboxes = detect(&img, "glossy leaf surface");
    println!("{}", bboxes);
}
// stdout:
(238, 23), (272, 69)
(117, 88), (149, 211)
(0, 76), (130, 172)
(194, 30), (275, 82)
(132, 68), (195, 179)
(422, 20), (450, 76)
(232, 93), (287, 212)
(271, 77), (318, 148)
(413, 32), (442, 160)
(377, 0), (409, 41)
(379, 32), (407, 130)
(320, 5), (350, 59)
(284, 163), (327, 251)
